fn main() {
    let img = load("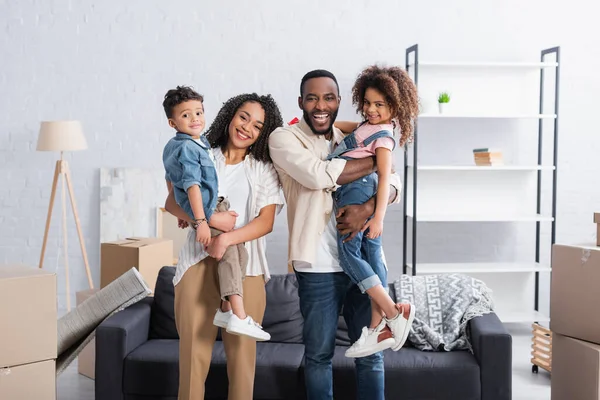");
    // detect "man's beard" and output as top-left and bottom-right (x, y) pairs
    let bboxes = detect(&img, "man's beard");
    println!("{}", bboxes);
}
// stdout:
(303, 108), (339, 136)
